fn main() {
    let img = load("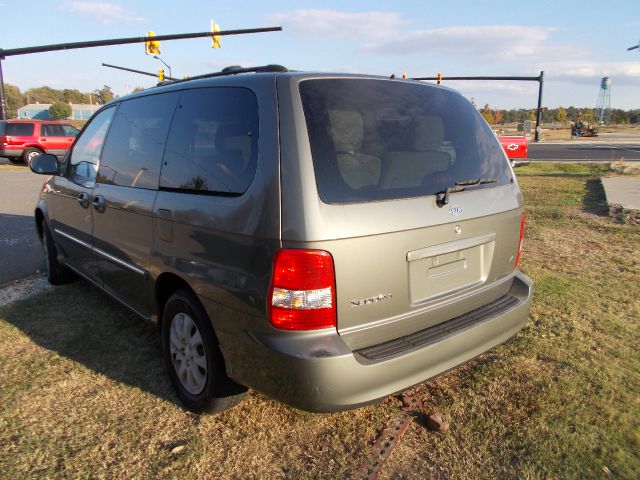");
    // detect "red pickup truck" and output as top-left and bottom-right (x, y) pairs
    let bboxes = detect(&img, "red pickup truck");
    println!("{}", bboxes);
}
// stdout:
(498, 135), (528, 160)
(0, 119), (79, 164)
